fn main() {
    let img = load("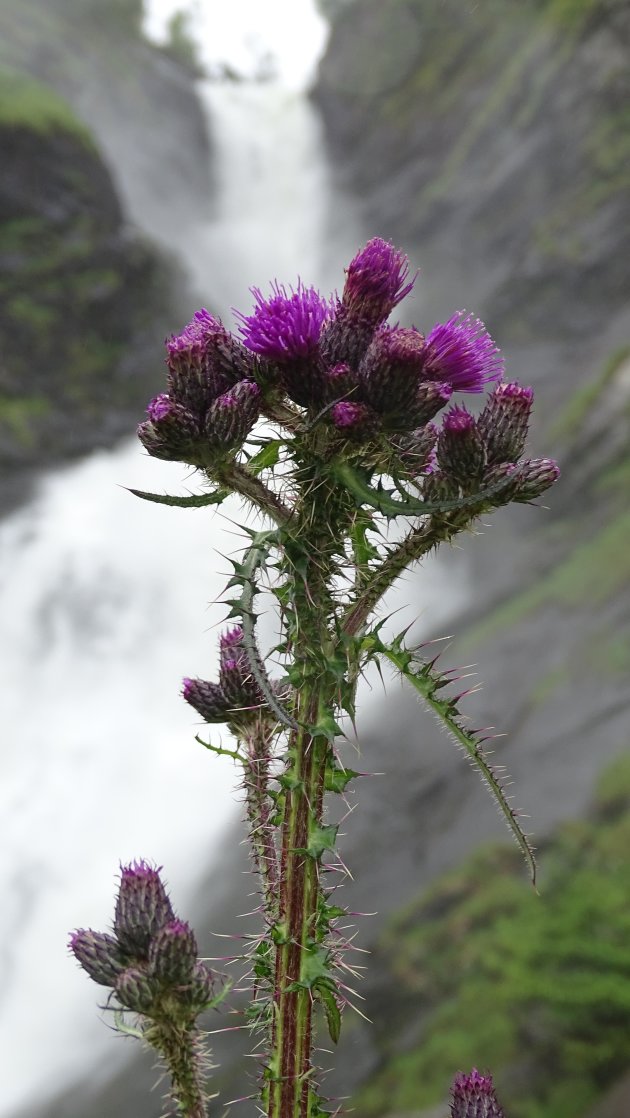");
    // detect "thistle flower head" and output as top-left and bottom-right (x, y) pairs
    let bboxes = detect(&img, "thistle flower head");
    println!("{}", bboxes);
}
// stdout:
(425, 312), (504, 392)
(342, 237), (416, 324)
(205, 379), (261, 449)
(148, 918), (198, 986)
(437, 405), (486, 485)
(69, 929), (127, 987)
(330, 400), (377, 438)
(450, 1068), (506, 1118)
(236, 281), (333, 361)
(359, 326), (426, 420)
(182, 677), (230, 722)
(478, 380), (534, 464)
(114, 861), (175, 956)
(166, 307), (223, 362)
(513, 457), (561, 502)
